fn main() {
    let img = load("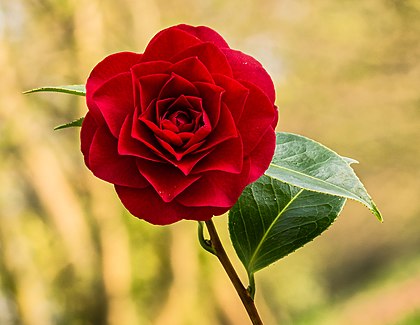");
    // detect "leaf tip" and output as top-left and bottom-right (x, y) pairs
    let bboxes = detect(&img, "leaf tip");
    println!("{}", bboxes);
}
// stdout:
(372, 203), (383, 222)
(53, 117), (84, 131)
